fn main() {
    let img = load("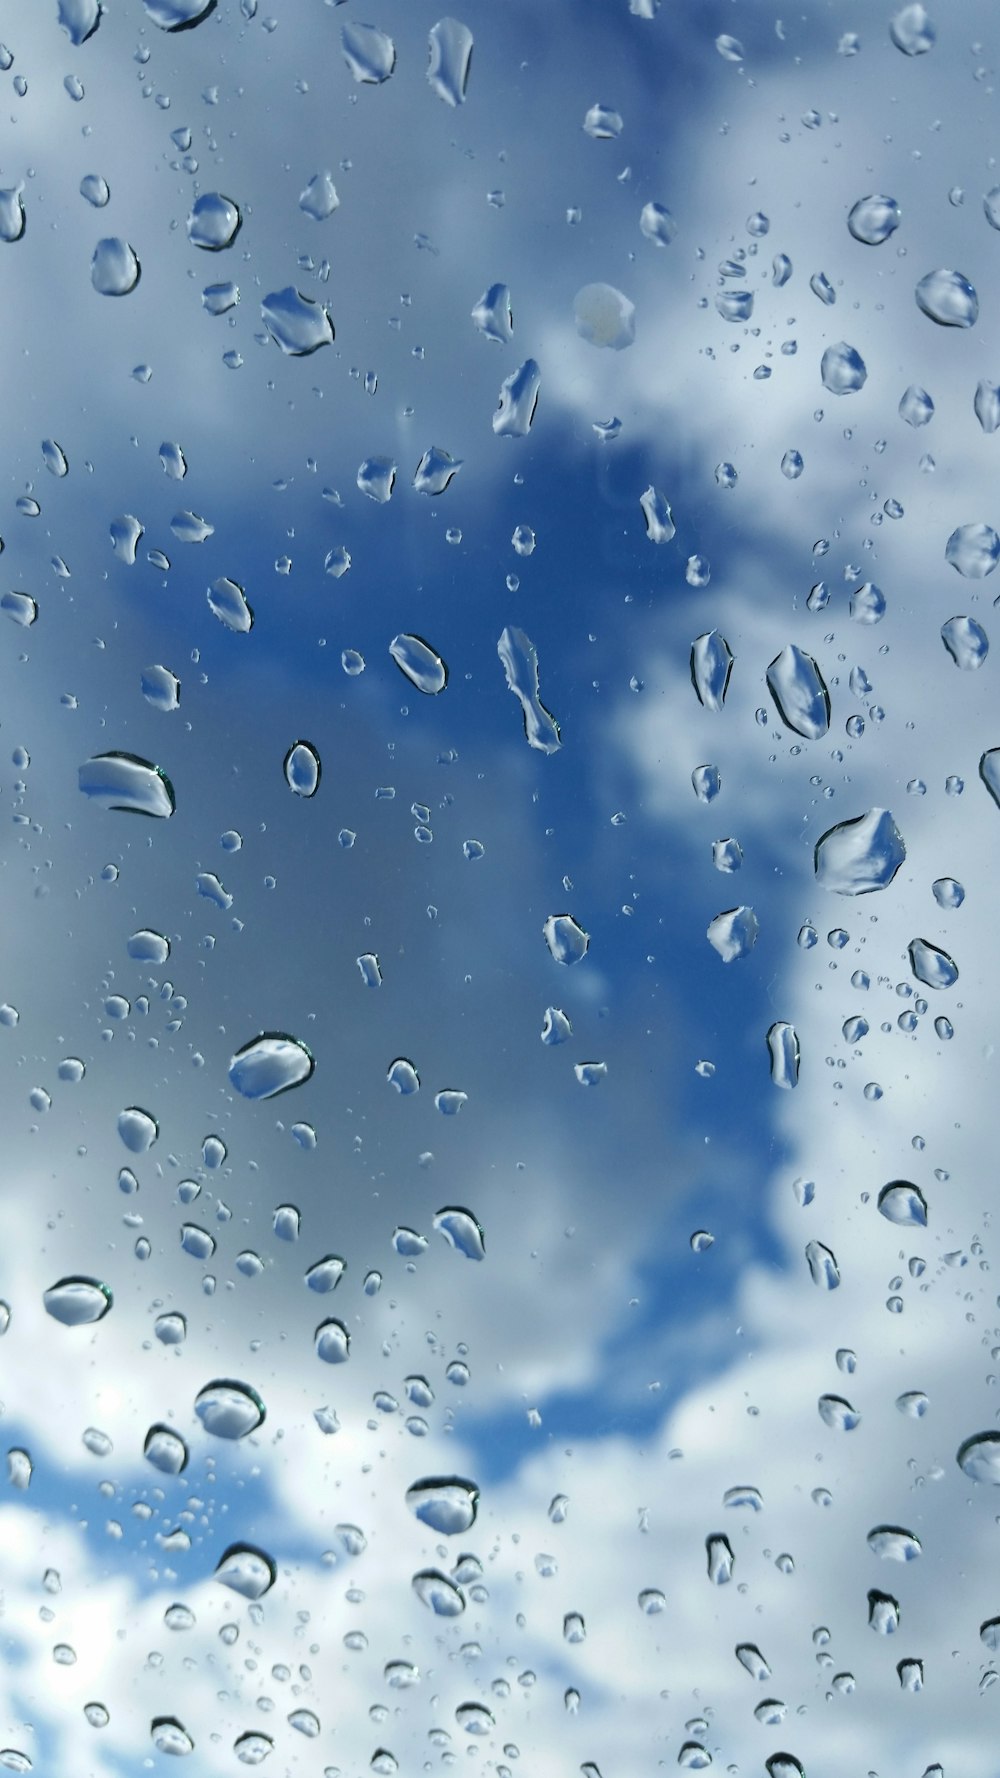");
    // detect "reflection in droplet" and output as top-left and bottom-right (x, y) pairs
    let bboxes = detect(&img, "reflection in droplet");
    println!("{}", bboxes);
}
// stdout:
(690, 632), (734, 711)
(261, 287), (334, 356)
(79, 753), (174, 818)
(946, 523), (1000, 578)
(878, 1181), (928, 1227)
(975, 380), (1000, 432)
(814, 808), (906, 895)
(766, 1022), (800, 1088)
(412, 1570), (465, 1616)
(574, 283), (635, 350)
(957, 1431), (1000, 1483)
(234, 1732), (273, 1767)
(433, 1208), (485, 1261)
(640, 201), (677, 245)
(868, 1590), (900, 1633)
(388, 1058), (420, 1095)
(805, 1242), (840, 1289)
(342, 20), (396, 83)
(818, 1395), (861, 1431)
(208, 575), (253, 633)
(471, 284), (512, 343)
(706, 1535), (733, 1584)
(150, 1718), (194, 1757)
(315, 1319), (350, 1363)
(187, 193), (240, 250)
(867, 1525), (921, 1562)
(143, 1425), (189, 1474)
(357, 457), (396, 502)
(229, 1033), (314, 1100)
(299, 171), (339, 220)
(981, 748), (1000, 809)
(908, 938), (958, 990)
(413, 448), (462, 495)
(915, 268), (978, 327)
(284, 741), (321, 797)
(735, 1643), (771, 1680)
(899, 384), (934, 427)
(117, 1106), (158, 1153)
(847, 194), (900, 244)
(640, 486), (675, 542)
